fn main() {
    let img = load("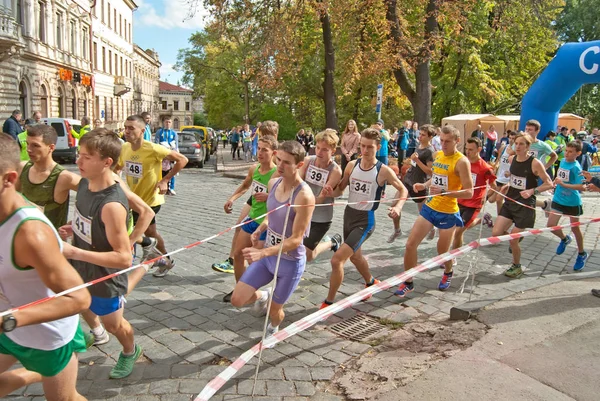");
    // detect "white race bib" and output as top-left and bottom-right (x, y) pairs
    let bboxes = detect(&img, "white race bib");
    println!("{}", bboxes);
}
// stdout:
(501, 154), (510, 165)
(510, 174), (527, 190)
(125, 161), (143, 178)
(431, 173), (448, 190)
(557, 167), (569, 181)
(251, 180), (268, 195)
(305, 165), (329, 187)
(471, 173), (478, 185)
(265, 228), (283, 248)
(411, 160), (417, 167)
(350, 178), (372, 196)
(73, 208), (92, 244)
(527, 150), (539, 159)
